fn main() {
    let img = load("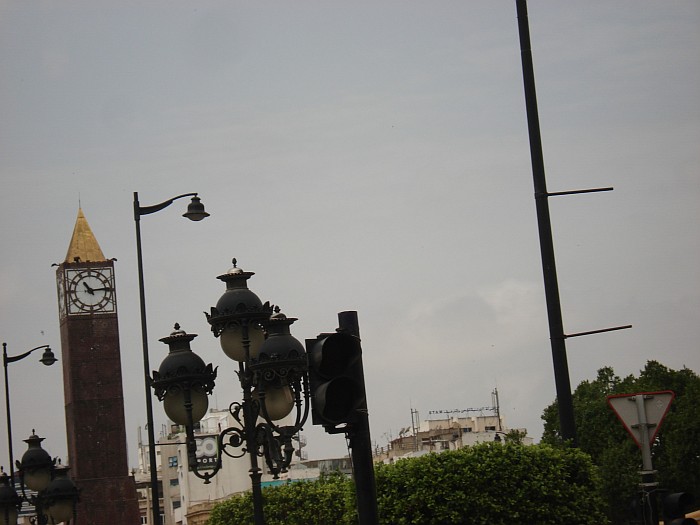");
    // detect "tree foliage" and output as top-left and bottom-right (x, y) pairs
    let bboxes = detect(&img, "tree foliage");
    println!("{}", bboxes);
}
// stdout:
(376, 442), (607, 525)
(207, 443), (608, 525)
(541, 361), (700, 523)
(207, 471), (355, 525)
